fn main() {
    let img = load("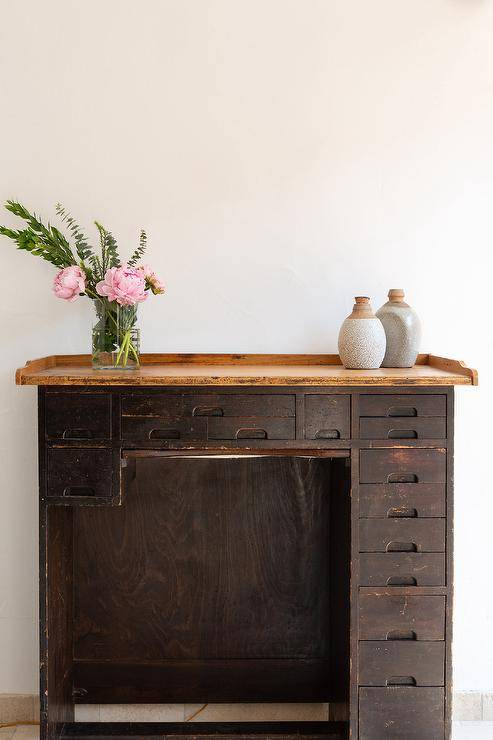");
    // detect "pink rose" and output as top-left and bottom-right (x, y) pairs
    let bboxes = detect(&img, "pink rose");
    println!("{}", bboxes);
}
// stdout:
(96, 264), (148, 306)
(138, 264), (165, 295)
(53, 265), (86, 302)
